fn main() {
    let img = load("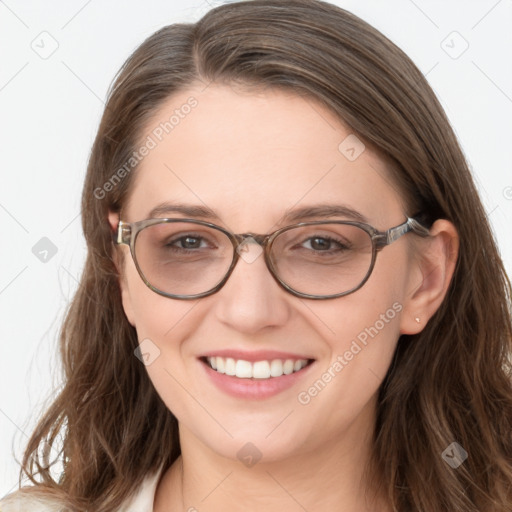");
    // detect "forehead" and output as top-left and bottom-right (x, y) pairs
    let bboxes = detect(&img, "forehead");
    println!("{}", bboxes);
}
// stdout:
(123, 83), (406, 228)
